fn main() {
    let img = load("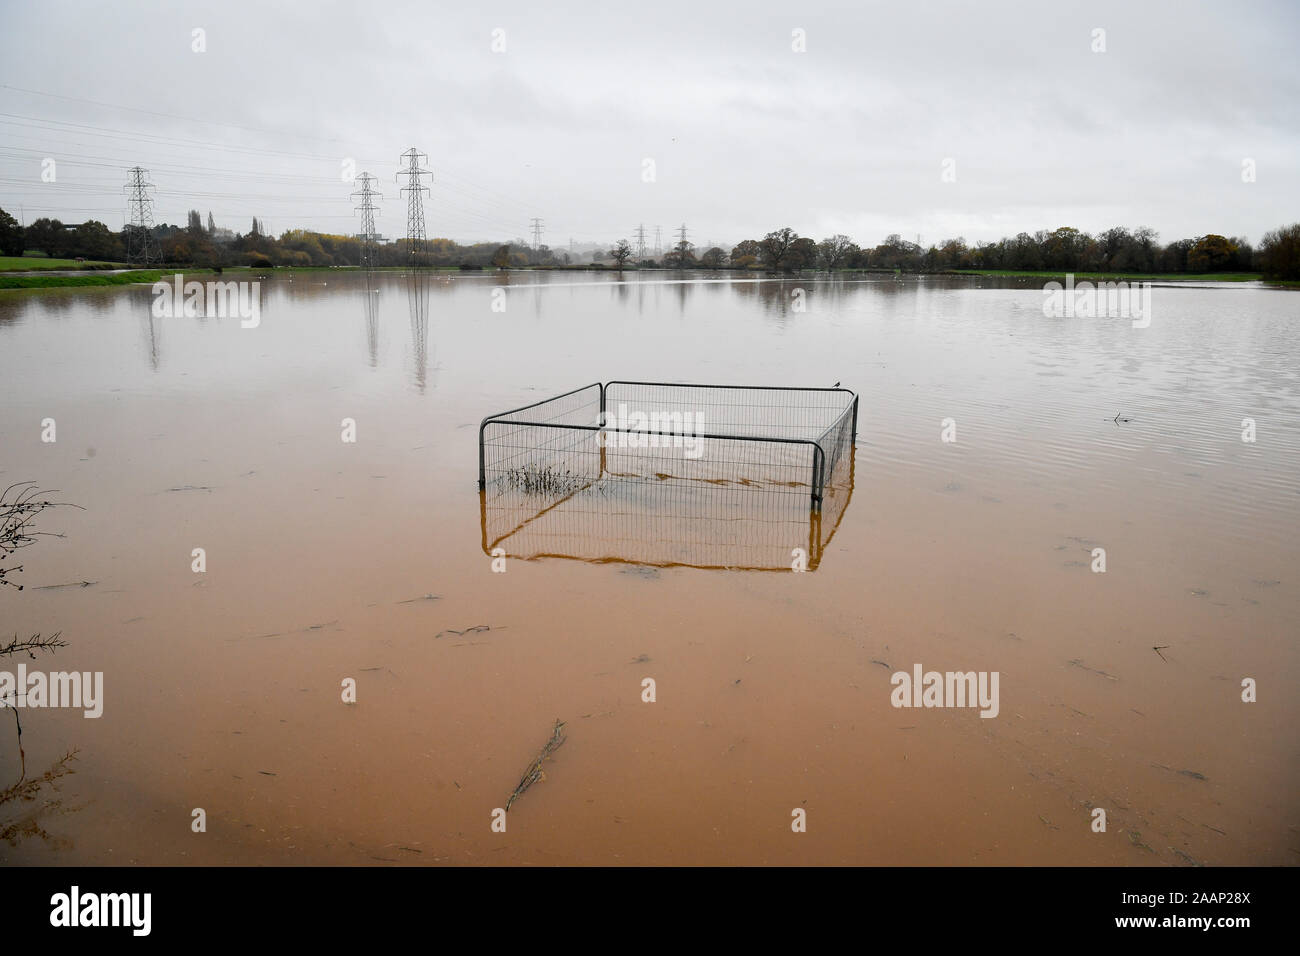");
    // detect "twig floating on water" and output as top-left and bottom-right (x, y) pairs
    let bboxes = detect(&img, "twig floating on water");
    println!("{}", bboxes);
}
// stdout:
(505, 719), (567, 812)
(397, 593), (441, 604)
(436, 625), (494, 639)
(1067, 658), (1120, 681)
(1151, 763), (1208, 781)
(1127, 830), (1156, 853)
